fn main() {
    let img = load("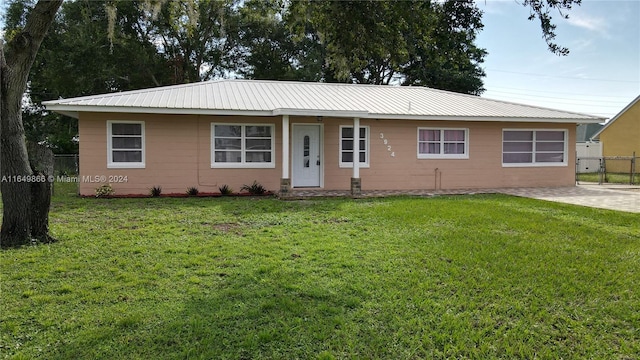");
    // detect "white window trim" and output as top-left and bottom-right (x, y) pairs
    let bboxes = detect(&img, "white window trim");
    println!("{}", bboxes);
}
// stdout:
(107, 120), (145, 169)
(502, 128), (568, 167)
(339, 125), (370, 168)
(417, 127), (469, 159)
(211, 123), (276, 169)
